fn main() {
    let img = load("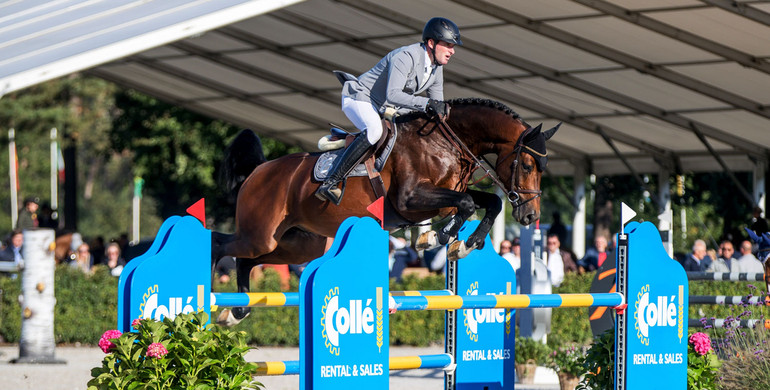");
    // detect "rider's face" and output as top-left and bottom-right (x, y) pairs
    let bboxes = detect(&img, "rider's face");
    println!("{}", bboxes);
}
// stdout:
(429, 40), (456, 66)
